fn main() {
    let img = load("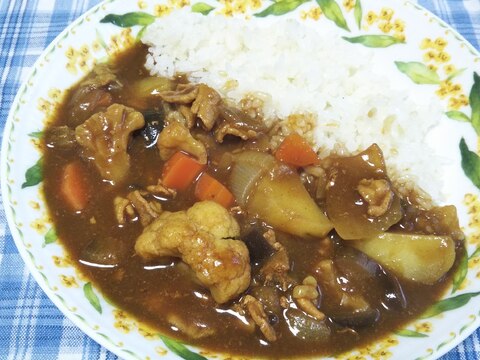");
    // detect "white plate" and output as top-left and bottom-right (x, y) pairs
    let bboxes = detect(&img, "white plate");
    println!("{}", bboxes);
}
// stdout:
(2, 0), (480, 359)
